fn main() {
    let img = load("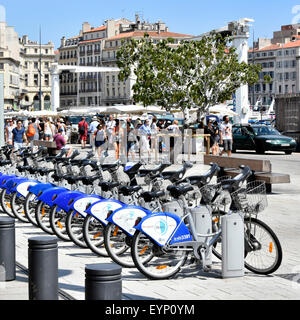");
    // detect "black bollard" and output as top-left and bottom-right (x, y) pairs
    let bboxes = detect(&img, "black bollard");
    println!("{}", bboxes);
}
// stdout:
(85, 263), (122, 300)
(28, 236), (58, 300)
(0, 217), (16, 281)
